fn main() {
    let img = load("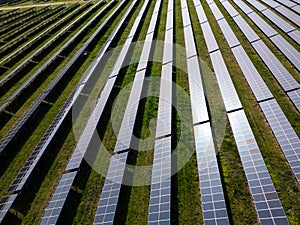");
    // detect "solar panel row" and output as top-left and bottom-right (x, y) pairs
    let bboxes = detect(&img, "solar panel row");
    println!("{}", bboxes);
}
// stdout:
(260, 0), (280, 8)
(261, 9), (295, 33)
(259, 99), (300, 183)
(194, 123), (229, 225)
(185, 2), (230, 224)
(148, 137), (171, 225)
(217, 18), (240, 48)
(93, 152), (128, 225)
(39, 171), (77, 225)
(273, 0), (296, 8)
(233, 15), (260, 43)
(228, 110), (289, 225)
(268, 2), (300, 25)
(287, 89), (300, 112)
(148, 0), (173, 223)
(0, 194), (18, 224)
